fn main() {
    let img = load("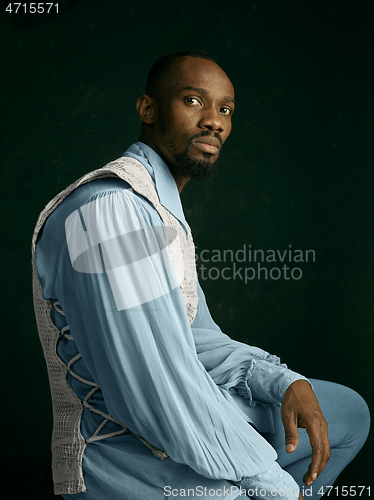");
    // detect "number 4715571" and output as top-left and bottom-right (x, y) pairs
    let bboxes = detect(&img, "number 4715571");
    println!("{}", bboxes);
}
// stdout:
(319, 486), (370, 496)
(5, 3), (59, 14)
